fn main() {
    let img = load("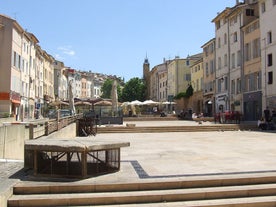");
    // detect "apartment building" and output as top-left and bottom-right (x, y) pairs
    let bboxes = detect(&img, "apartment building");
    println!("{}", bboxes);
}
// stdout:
(42, 50), (55, 106)
(150, 60), (169, 102)
(81, 72), (93, 99)
(158, 70), (168, 102)
(28, 33), (39, 119)
(190, 58), (203, 114)
(212, 7), (232, 113)
(167, 56), (196, 100)
(202, 38), (216, 116)
(259, 0), (276, 112)
(0, 15), (37, 120)
(242, 18), (262, 120)
(53, 60), (68, 101)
